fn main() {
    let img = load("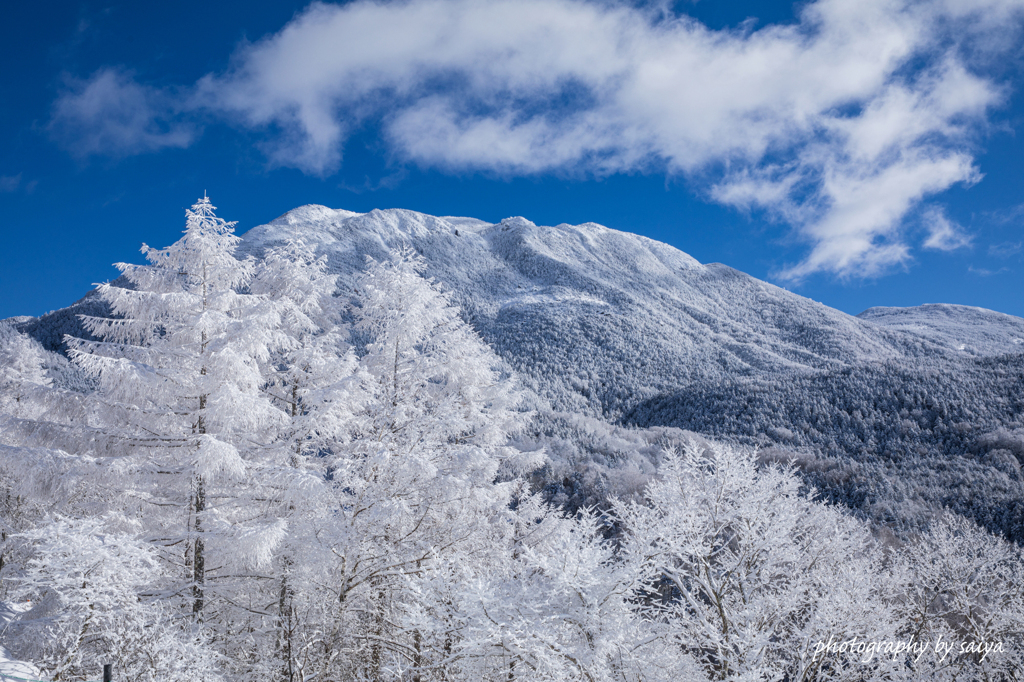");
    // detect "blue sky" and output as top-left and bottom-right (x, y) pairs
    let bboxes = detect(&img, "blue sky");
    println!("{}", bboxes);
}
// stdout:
(2, 0), (1024, 319)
